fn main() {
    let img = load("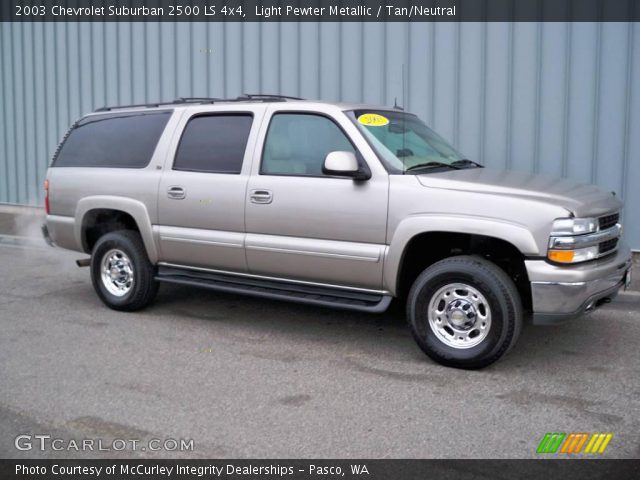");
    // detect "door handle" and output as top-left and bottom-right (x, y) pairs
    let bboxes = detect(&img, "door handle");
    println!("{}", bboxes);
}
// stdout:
(250, 189), (273, 204)
(167, 186), (186, 200)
